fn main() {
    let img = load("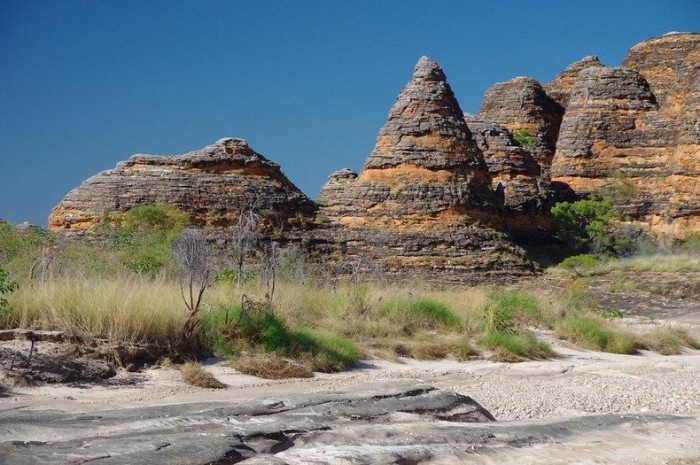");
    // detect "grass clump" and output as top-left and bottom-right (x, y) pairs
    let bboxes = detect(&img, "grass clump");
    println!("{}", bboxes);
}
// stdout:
(483, 289), (543, 333)
(383, 297), (462, 335)
(477, 331), (553, 362)
(180, 362), (227, 389)
(555, 317), (636, 354)
(477, 289), (553, 362)
(231, 354), (314, 379)
(199, 304), (359, 374)
(635, 327), (700, 355)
